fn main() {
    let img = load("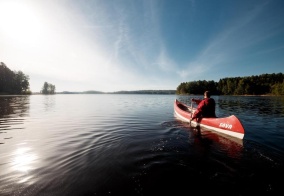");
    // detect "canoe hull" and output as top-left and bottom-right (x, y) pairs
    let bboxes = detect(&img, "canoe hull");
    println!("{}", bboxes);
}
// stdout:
(174, 99), (245, 139)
